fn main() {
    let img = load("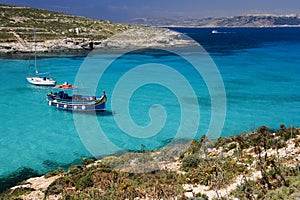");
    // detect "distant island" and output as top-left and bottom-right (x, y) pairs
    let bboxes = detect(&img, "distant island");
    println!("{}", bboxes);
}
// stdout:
(129, 14), (300, 27)
(0, 4), (193, 54)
